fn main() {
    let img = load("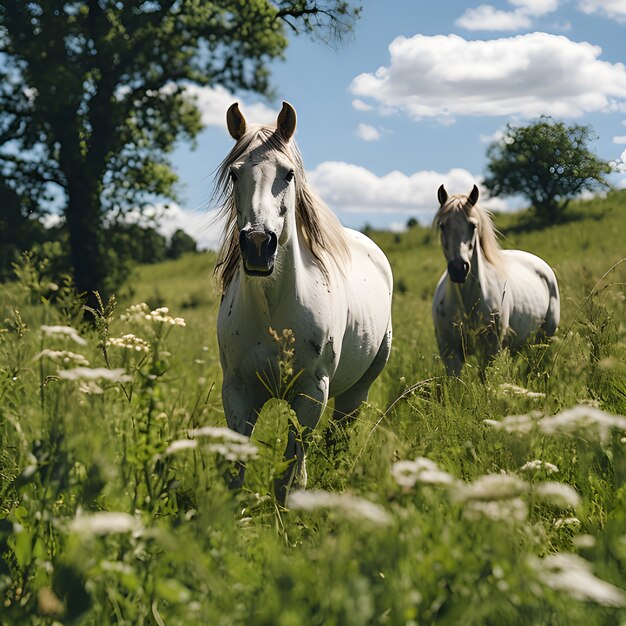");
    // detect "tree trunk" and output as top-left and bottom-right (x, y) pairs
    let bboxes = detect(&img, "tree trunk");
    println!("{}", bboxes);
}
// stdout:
(65, 174), (107, 308)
